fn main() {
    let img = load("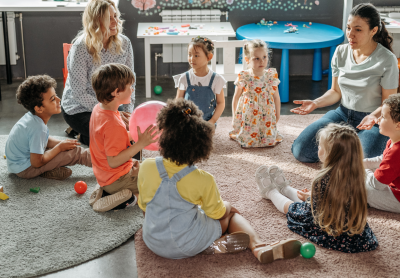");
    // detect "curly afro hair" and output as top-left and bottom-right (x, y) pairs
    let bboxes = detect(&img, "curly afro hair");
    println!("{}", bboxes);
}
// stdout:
(383, 94), (400, 123)
(157, 98), (214, 166)
(16, 75), (57, 114)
